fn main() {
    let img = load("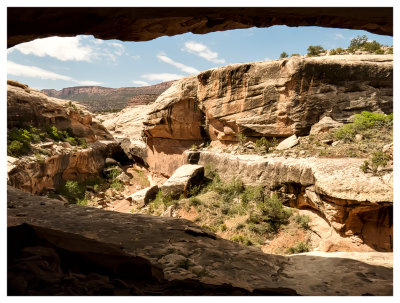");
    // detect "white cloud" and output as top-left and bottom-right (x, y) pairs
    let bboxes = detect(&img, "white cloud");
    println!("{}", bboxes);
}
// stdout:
(77, 80), (103, 86)
(7, 60), (73, 80)
(8, 35), (128, 63)
(157, 54), (200, 74)
(182, 41), (225, 64)
(334, 33), (345, 40)
(132, 80), (149, 86)
(9, 36), (95, 62)
(7, 61), (102, 86)
(141, 73), (185, 82)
